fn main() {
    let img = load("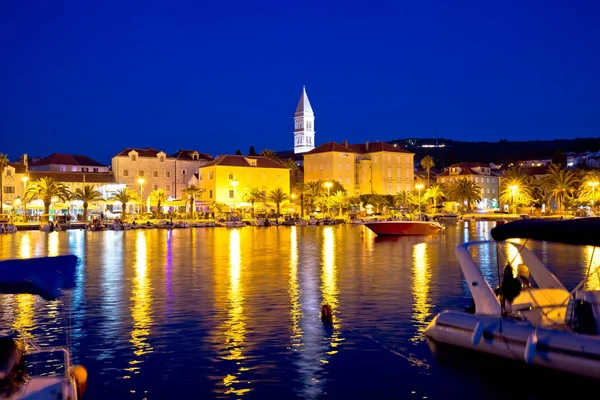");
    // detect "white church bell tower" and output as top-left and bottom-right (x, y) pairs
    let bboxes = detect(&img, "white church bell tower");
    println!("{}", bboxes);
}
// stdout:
(294, 86), (315, 154)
